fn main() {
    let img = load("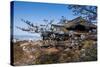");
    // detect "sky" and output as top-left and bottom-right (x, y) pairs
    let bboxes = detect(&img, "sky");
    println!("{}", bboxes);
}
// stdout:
(12, 1), (80, 36)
